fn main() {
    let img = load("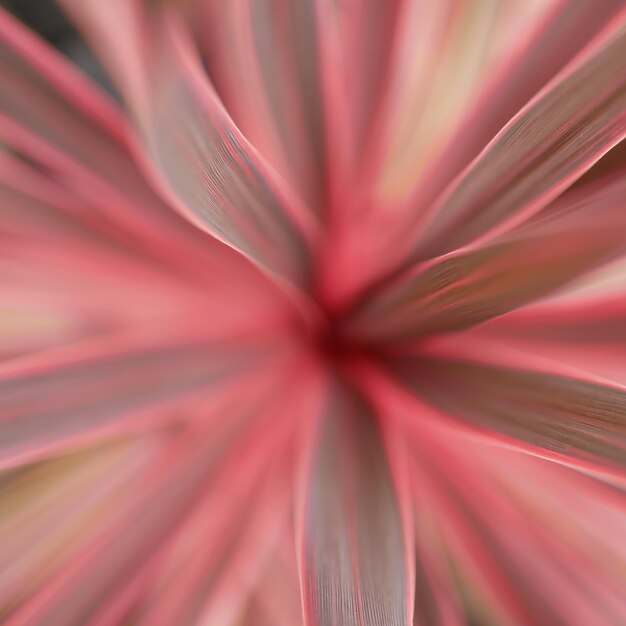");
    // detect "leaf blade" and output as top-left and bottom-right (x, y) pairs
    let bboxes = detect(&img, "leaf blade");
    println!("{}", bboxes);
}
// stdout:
(298, 383), (413, 626)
